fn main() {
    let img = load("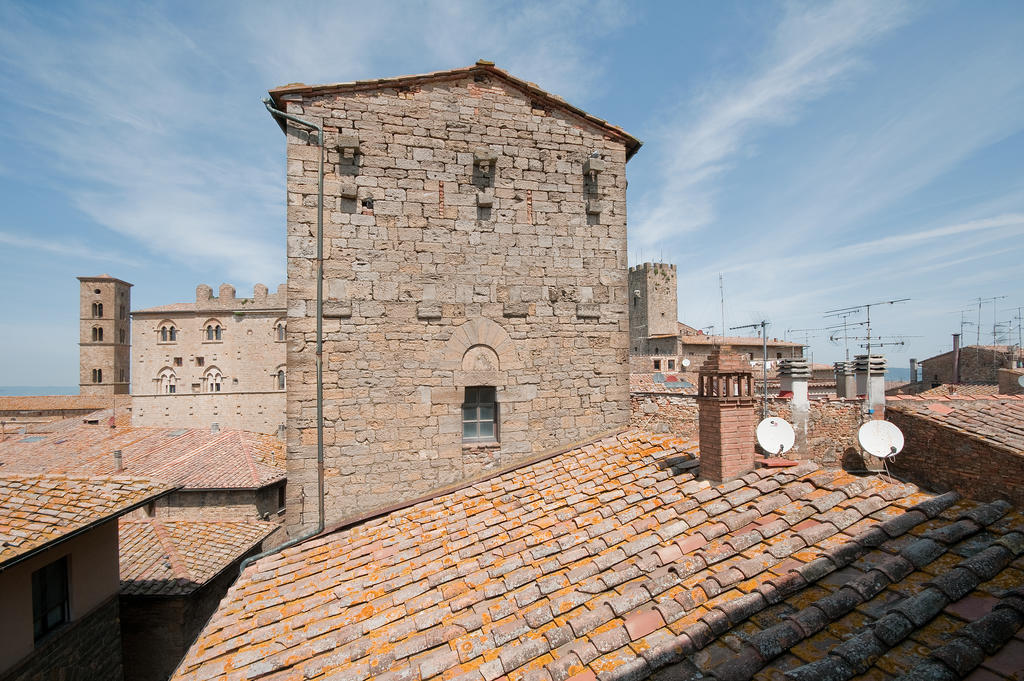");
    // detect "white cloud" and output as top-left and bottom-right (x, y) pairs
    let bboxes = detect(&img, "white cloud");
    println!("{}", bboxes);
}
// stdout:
(0, 230), (141, 266)
(631, 0), (913, 246)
